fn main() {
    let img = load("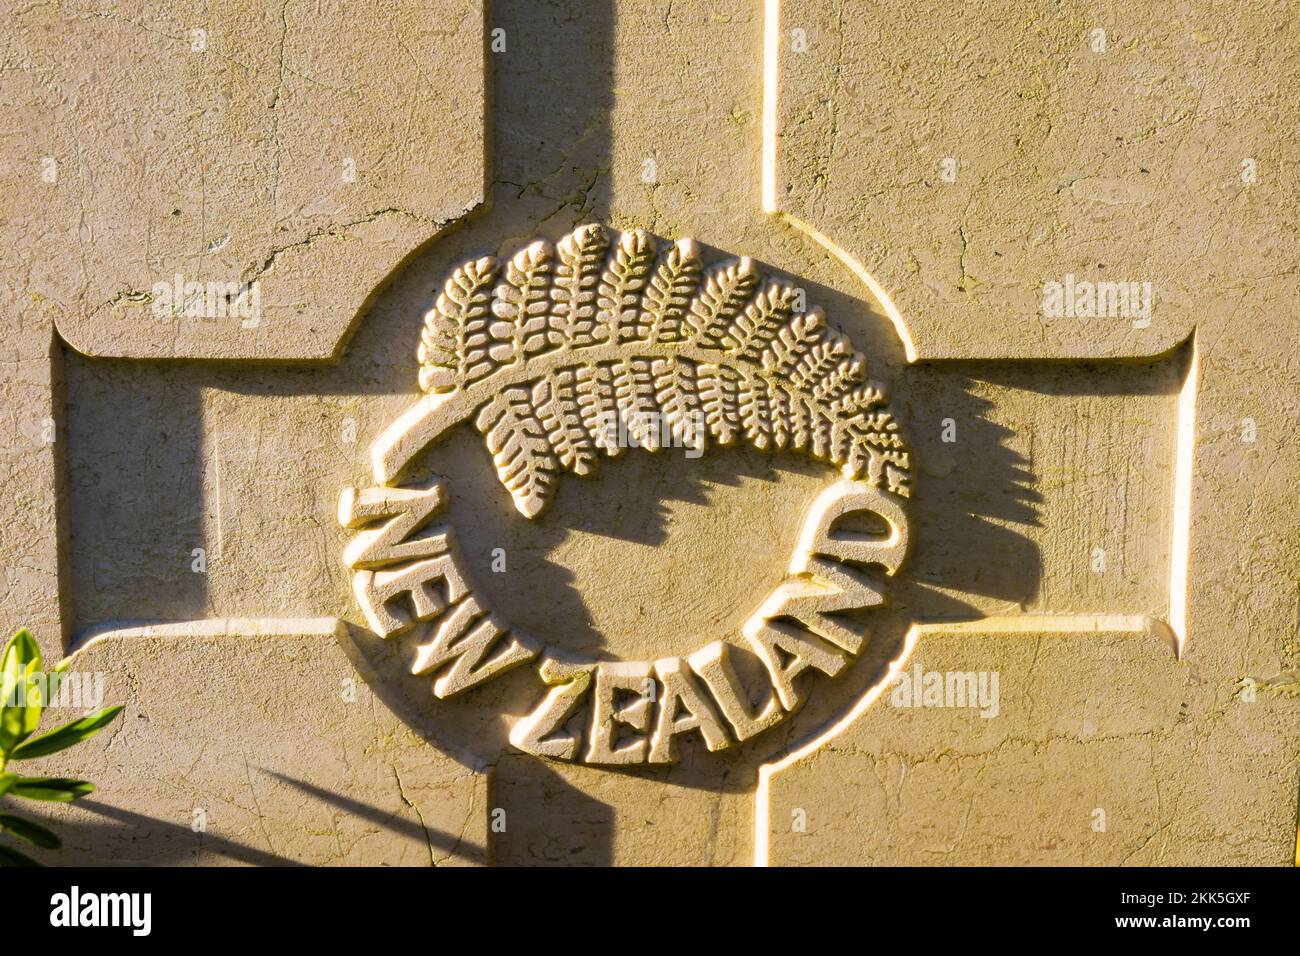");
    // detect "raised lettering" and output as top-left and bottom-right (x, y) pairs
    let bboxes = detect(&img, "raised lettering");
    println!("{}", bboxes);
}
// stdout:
(687, 641), (781, 742)
(510, 657), (595, 760)
(411, 595), (537, 698)
(648, 657), (729, 762)
(586, 661), (655, 764)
